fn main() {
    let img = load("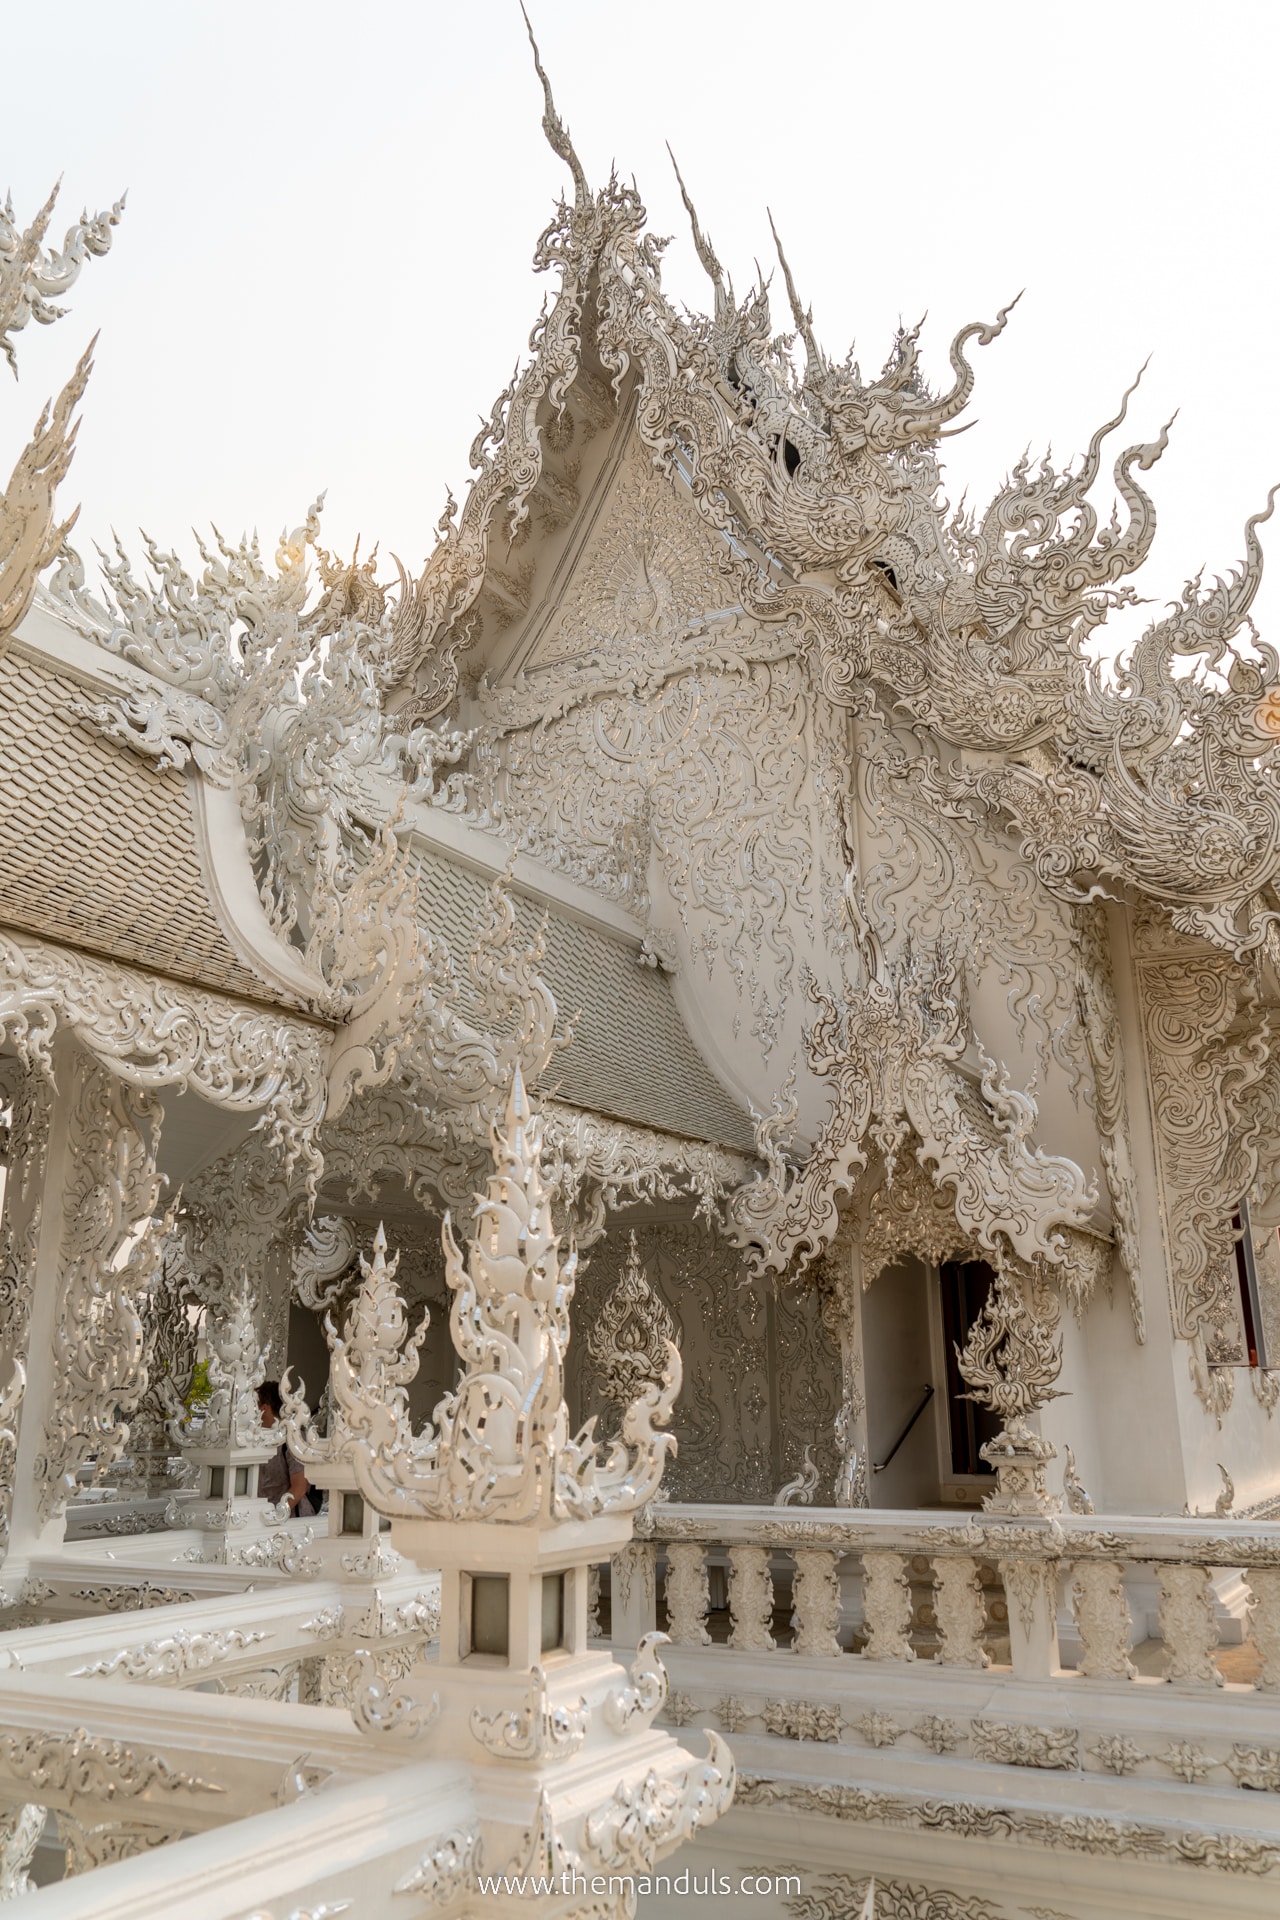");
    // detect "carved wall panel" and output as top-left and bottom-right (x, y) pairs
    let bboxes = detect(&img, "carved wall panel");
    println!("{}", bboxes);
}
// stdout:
(34, 1050), (170, 1523)
(567, 1220), (838, 1502)
(1135, 926), (1266, 1373)
(0, 1066), (50, 1542)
